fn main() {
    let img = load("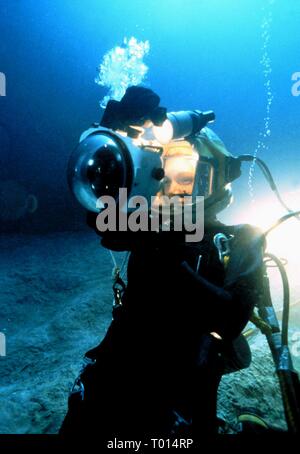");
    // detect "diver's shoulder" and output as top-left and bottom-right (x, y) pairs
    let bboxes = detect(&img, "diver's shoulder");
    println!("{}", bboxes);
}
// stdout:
(206, 221), (264, 246)
(229, 223), (266, 251)
(232, 223), (264, 238)
(203, 220), (263, 237)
